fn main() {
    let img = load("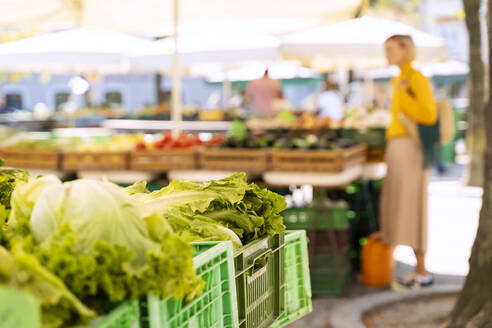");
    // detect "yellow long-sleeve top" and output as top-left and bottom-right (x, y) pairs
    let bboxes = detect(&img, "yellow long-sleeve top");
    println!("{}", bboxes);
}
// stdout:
(387, 62), (438, 139)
